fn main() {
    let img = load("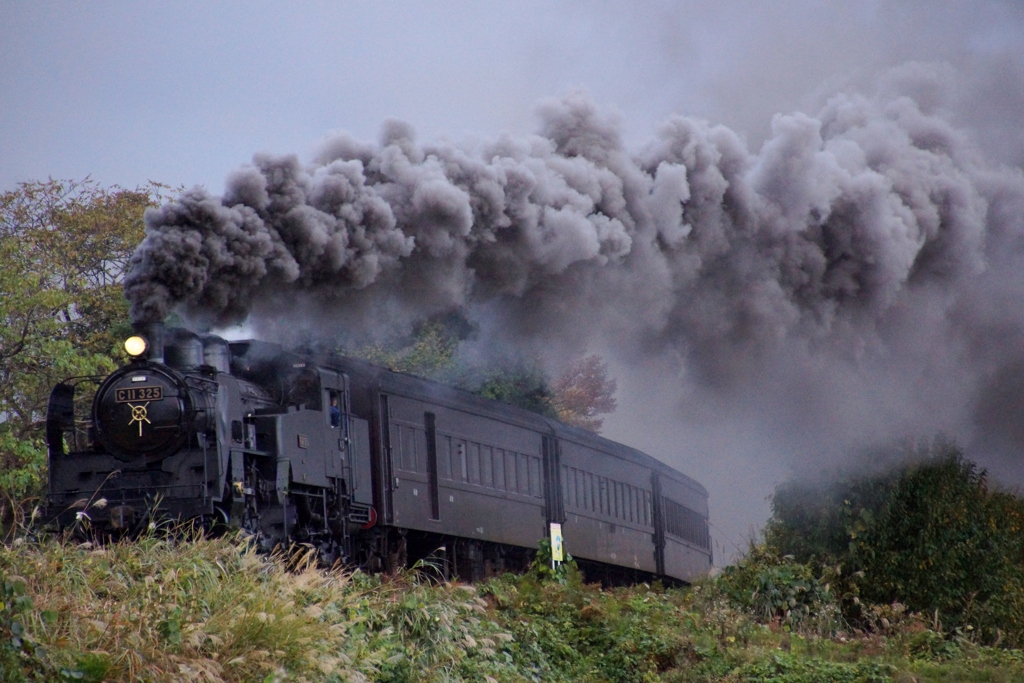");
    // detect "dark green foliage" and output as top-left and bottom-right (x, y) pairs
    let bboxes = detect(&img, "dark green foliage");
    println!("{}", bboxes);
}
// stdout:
(480, 572), (689, 683)
(729, 653), (896, 683)
(719, 545), (841, 634)
(0, 573), (61, 682)
(765, 440), (1024, 645)
(0, 575), (32, 682)
(472, 362), (556, 418)
(528, 537), (578, 584)
(341, 318), (559, 417)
